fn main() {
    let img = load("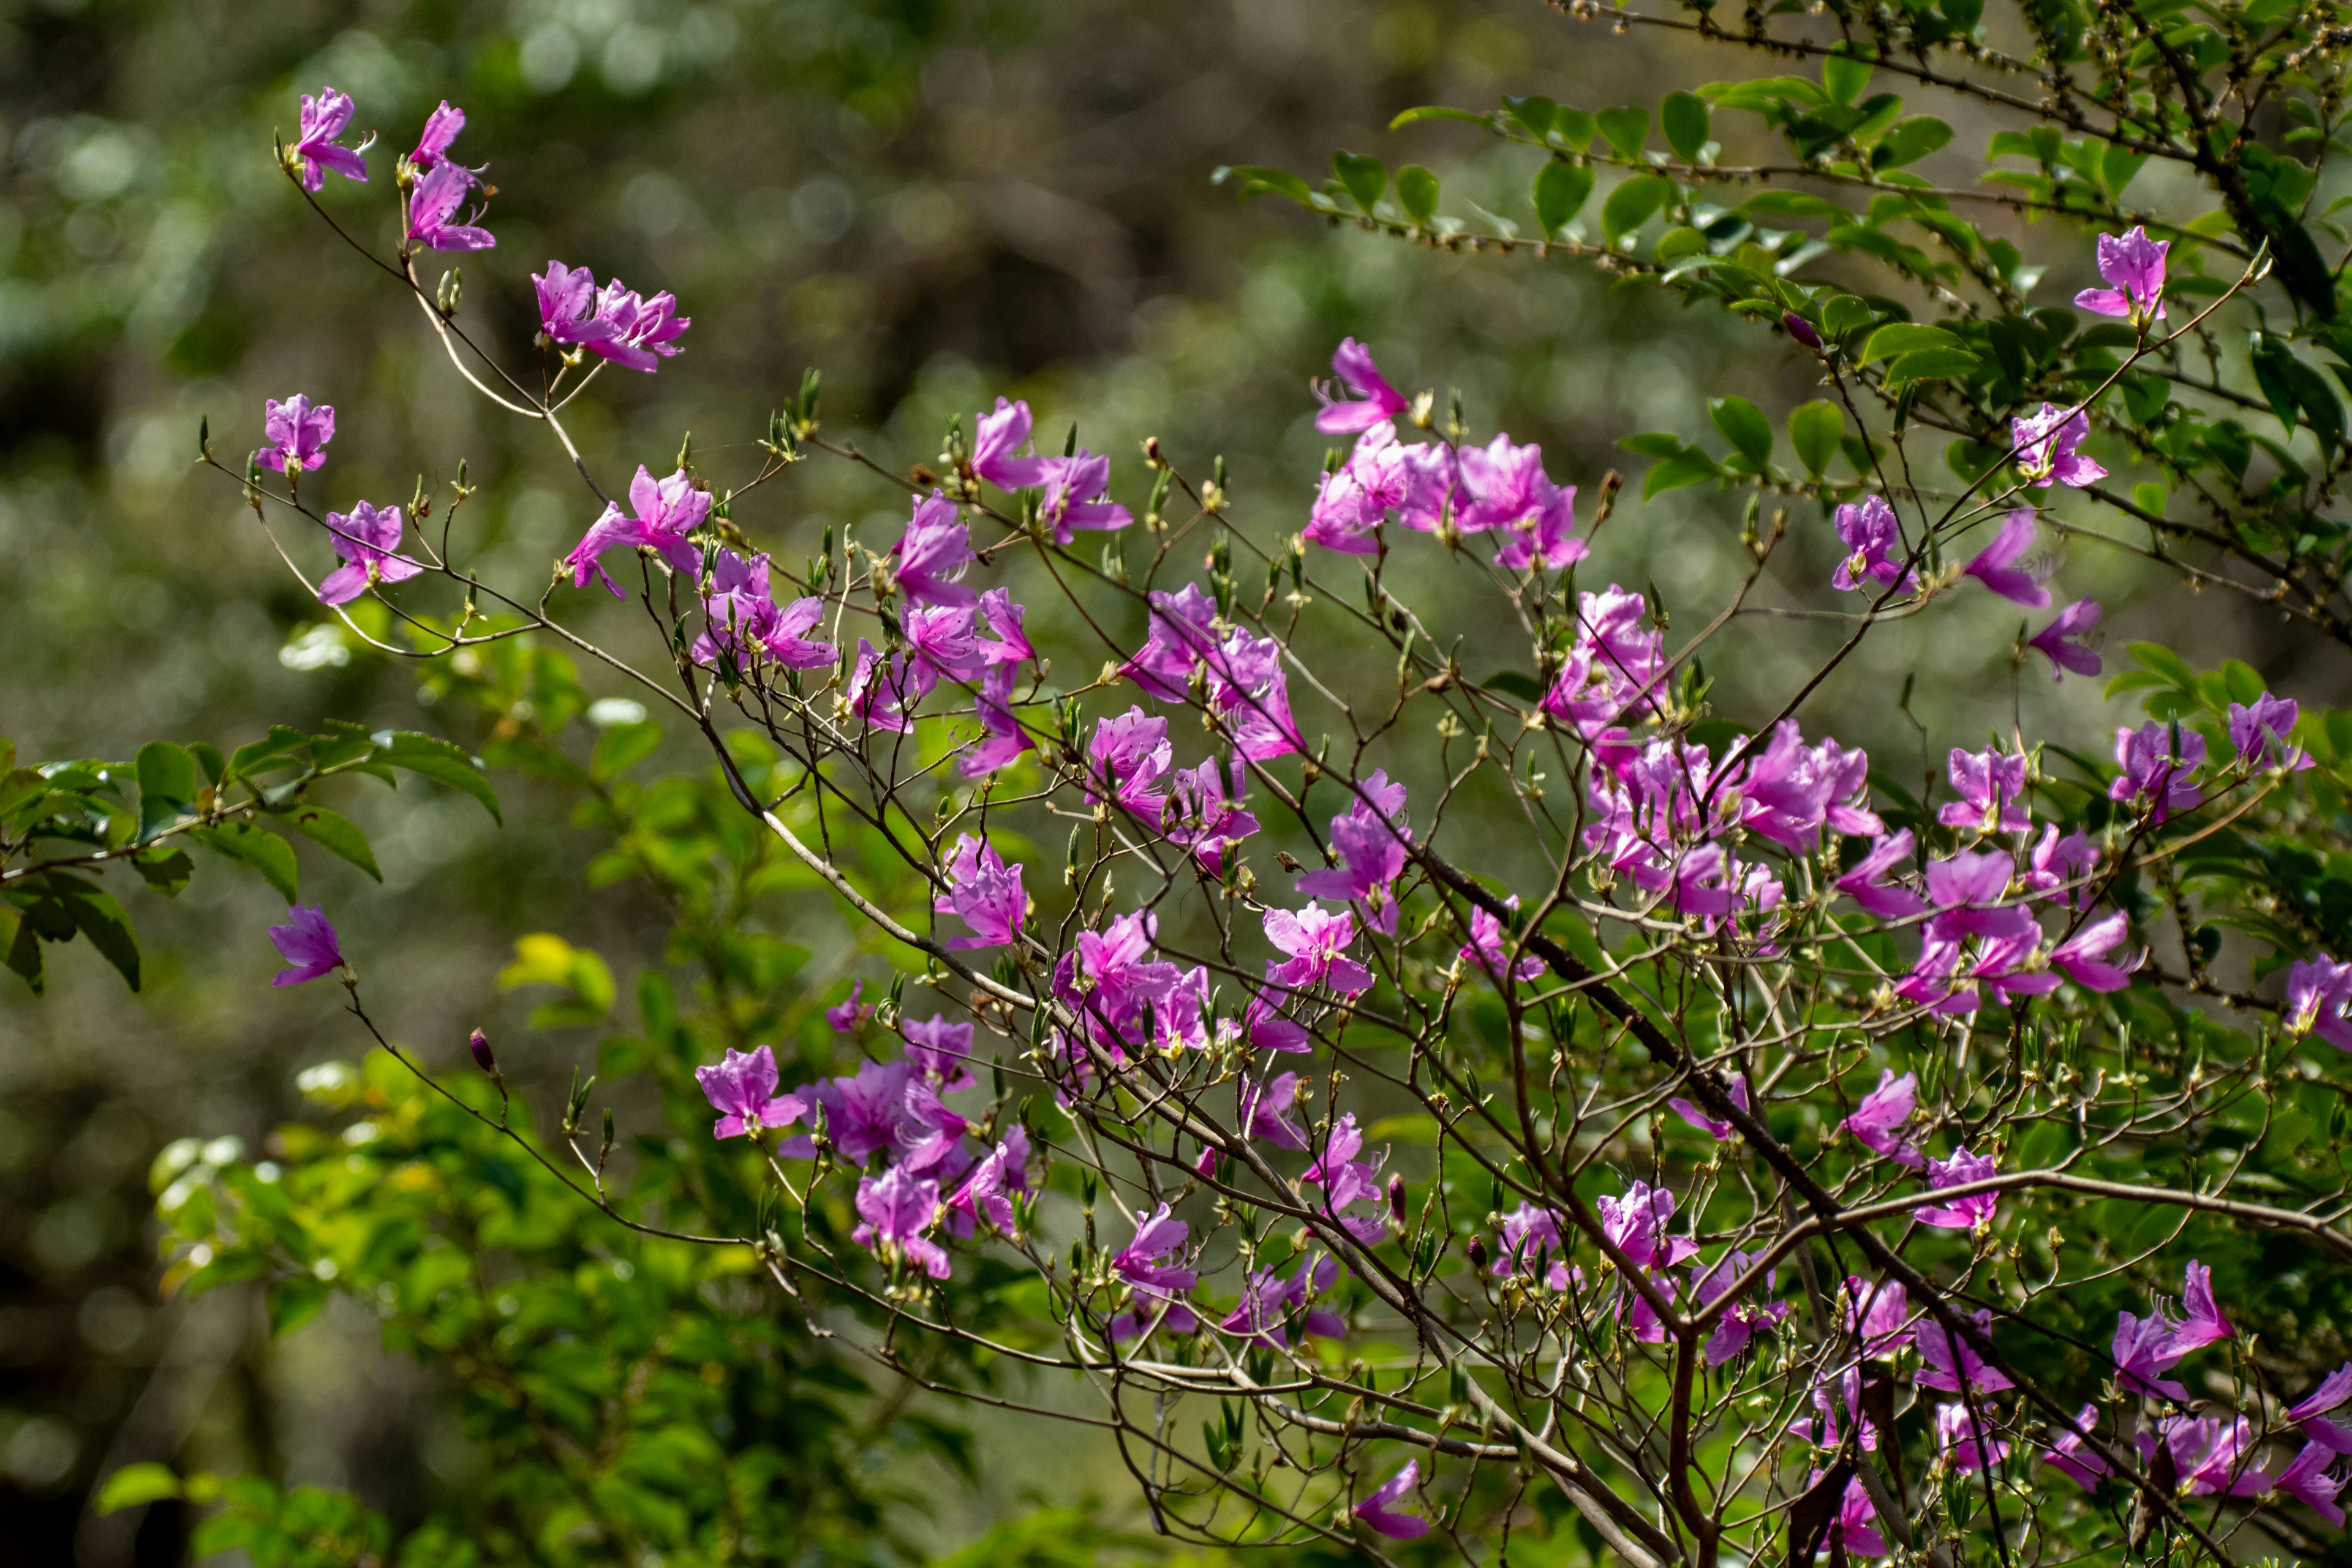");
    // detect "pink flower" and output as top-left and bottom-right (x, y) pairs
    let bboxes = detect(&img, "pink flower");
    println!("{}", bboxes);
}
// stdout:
(1597, 1180), (1691, 1270)
(1837, 832), (1928, 920)
(1917, 1308), (2013, 1395)
(1845, 1069), (1924, 1169)
(1264, 903), (1373, 997)
(1085, 707), (1173, 820)
(2013, 403), (2106, 488)
(1831, 495), (1914, 593)
(1297, 775), (1410, 936)
(693, 1045), (807, 1139)
(1352, 1461), (1430, 1540)
(975, 588), (1035, 665)
(1164, 756), (1259, 874)
(1305, 425), (1411, 556)
(267, 905), (344, 985)
(851, 1164), (951, 1279)
(1460, 897), (1545, 985)
(1961, 509), (2051, 608)
(2229, 692), (2310, 772)
(946, 1128), (1030, 1238)
(824, 980), (873, 1035)
(1939, 745), (2032, 834)
(291, 87), (369, 192)
(902, 1014), (976, 1090)
(971, 398), (1049, 490)
(1239, 1072), (1308, 1150)
(2286, 954), (2352, 1050)
(1841, 1276), (1913, 1358)
(584, 281), (689, 372)
(2289, 1363), (2352, 1453)
(317, 501), (422, 606)
(2273, 1442), (2345, 1525)
(892, 492), (977, 608)
(256, 394), (335, 475)
(1668, 1076), (1747, 1141)
(404, 160), (495, 252)
(2075, 225), (2169, 321)
(1495, 1203), (1573, 1289)
(2043, 1403), (2110, 1489)
(1809, 1472), (1888, 1558)
(2109, 720), (2204, 823)
(533, 260), (615, 348)
(2029, 599), (2102, 680)
(1035, 450), (1131, 543)
(1918, 1146), (1999, 1230)
(934, 834), (1027, 951)
(1936, 1403), (2010, 1474)
(963, 665), (1036, 778)
(565, 466), (708, 596)
(1112, 1202), (1197, 1297)
(408, 101), (473, 176)
(2051, 909), (2138, 992)
(1316, 338), (1409, 434)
